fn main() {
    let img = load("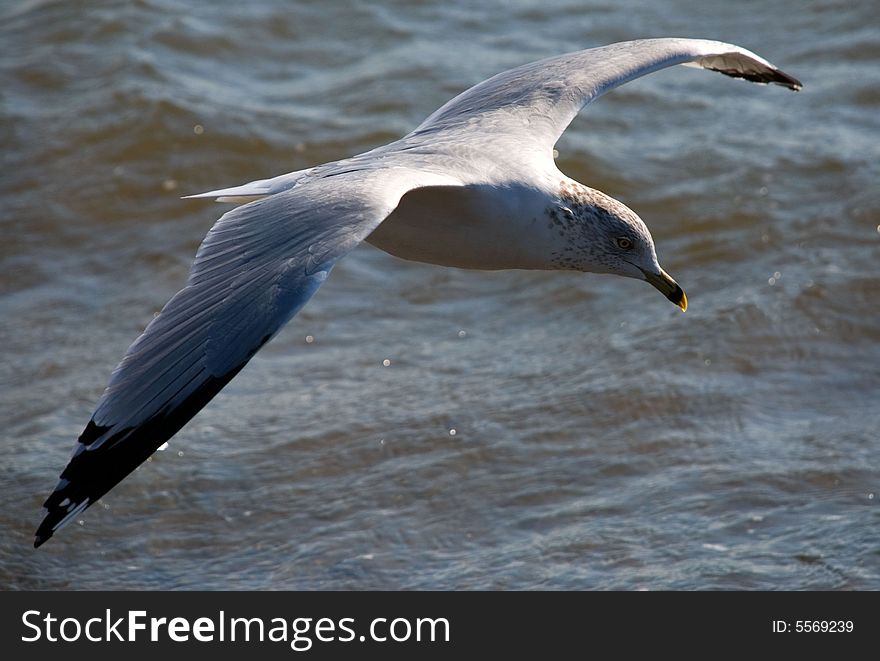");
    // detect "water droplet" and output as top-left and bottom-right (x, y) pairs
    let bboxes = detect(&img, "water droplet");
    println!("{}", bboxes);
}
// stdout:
(768, 277), (776, 286)
(449, 428), (457, 436)
(177, 450), (184, 457)
(193, 124), (204, 135)
(876, 225), (880, 234)
(773, 271), (781, 279)
(869, 492), (875, 500)
(552, 149), (559, 159)
(761, 234), (770, 243)
(379, 438), (385, 446)
(758, 186), (768, 196)
(704, 358), (711, 365)
(305, 335), (314, 344)
(157, 442), (169, 451)
(458, 330), (466, 338)
(382, 359), (391, 367)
